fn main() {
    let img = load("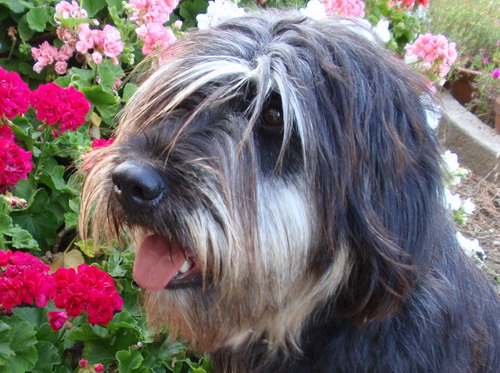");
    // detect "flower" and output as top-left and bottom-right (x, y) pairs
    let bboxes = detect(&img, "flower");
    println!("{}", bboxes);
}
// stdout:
(52, 264), (123, 326)
(322, 0), (365, 18)
(196, 0), (246, 30)
(492, 68), (500, 80)
(31, 41), (74, 75)
(372, 19), (391, 43)
(404, 33), (457, 85)
(102, 25), (125, 58)
(0, 67), (31, 119)
(128, 0), (179, 25)
(461, 198), (476, 215)
(91, 138), (115, 149)
(54, 0), (88, 23)
(79, 360), (88, 368)
(0, 251), (55, 310)
(300, 0), (327, 20)
(135, 23), (176, 55)
(0, 128), (33, 193)
(30, 83), (90, 135)
(456, 232), (484, 260)
(94, 363), (104, 372)
(48, 311), (69, 331)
